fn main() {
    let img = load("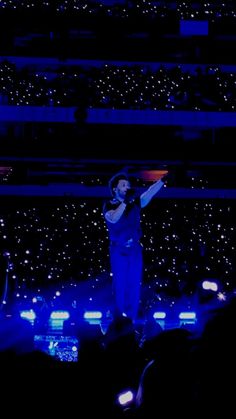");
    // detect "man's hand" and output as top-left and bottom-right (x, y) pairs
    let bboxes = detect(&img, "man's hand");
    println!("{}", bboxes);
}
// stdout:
(161, 171), (172, 184)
